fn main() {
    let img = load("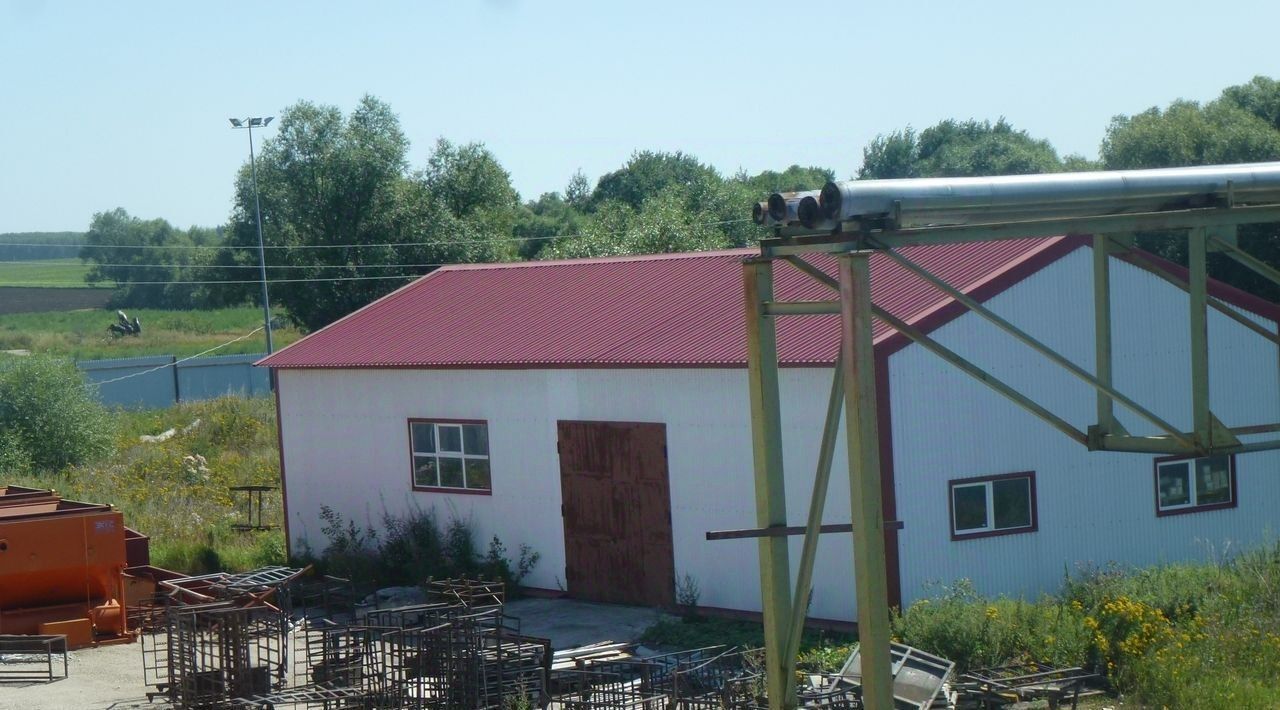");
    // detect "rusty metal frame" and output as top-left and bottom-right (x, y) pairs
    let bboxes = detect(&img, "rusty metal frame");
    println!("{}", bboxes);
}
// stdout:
(743, 201), (1280, 710)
